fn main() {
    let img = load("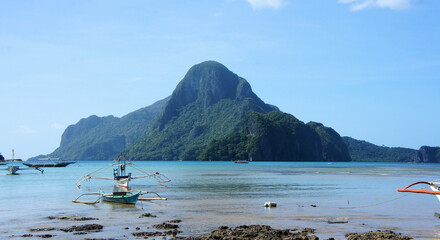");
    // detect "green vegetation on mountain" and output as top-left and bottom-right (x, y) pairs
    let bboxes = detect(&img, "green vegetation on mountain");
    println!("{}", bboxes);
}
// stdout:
(307, 122), (352, 162)
(342, 136), (417, 162)
(42, 97), (169, 160)
(199, 111), (351, 161)
(127, 61), (277, 160)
